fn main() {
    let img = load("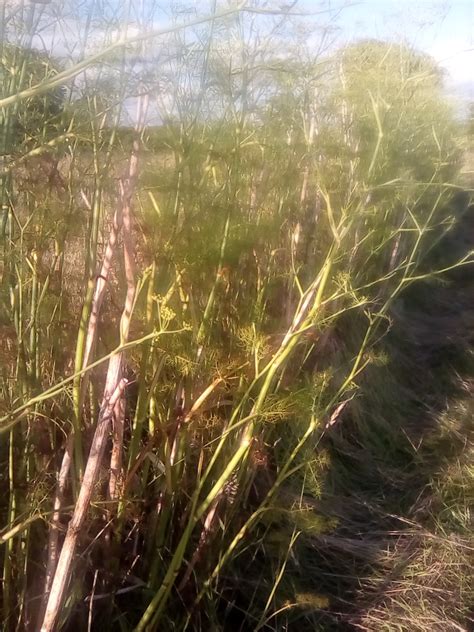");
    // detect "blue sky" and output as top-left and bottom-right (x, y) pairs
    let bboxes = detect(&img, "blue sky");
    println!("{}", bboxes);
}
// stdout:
(20, 0), (473, 115)
(324, 0), (473, 88)
(34, 0), (472, 87)
(144, 0), (473, 92)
